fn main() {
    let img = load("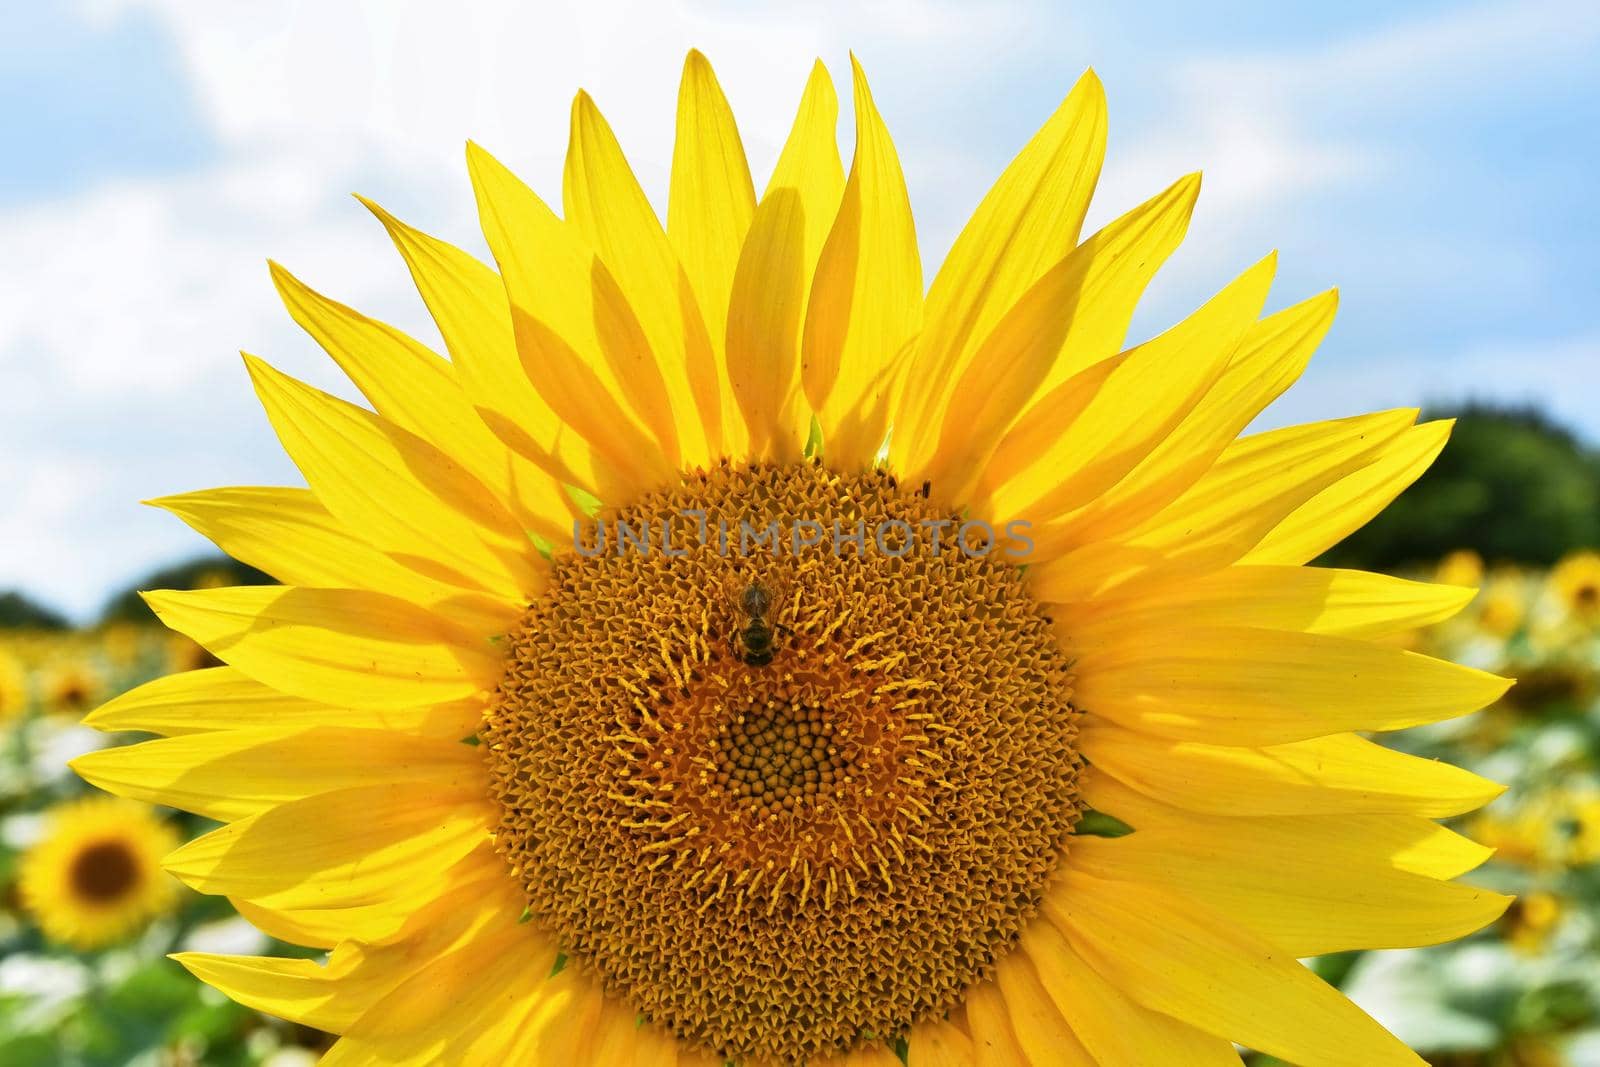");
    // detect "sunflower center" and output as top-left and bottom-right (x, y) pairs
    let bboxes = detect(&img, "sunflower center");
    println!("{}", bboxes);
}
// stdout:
(483, 461), (1084, 1065)
(69, 840), (140, 903)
